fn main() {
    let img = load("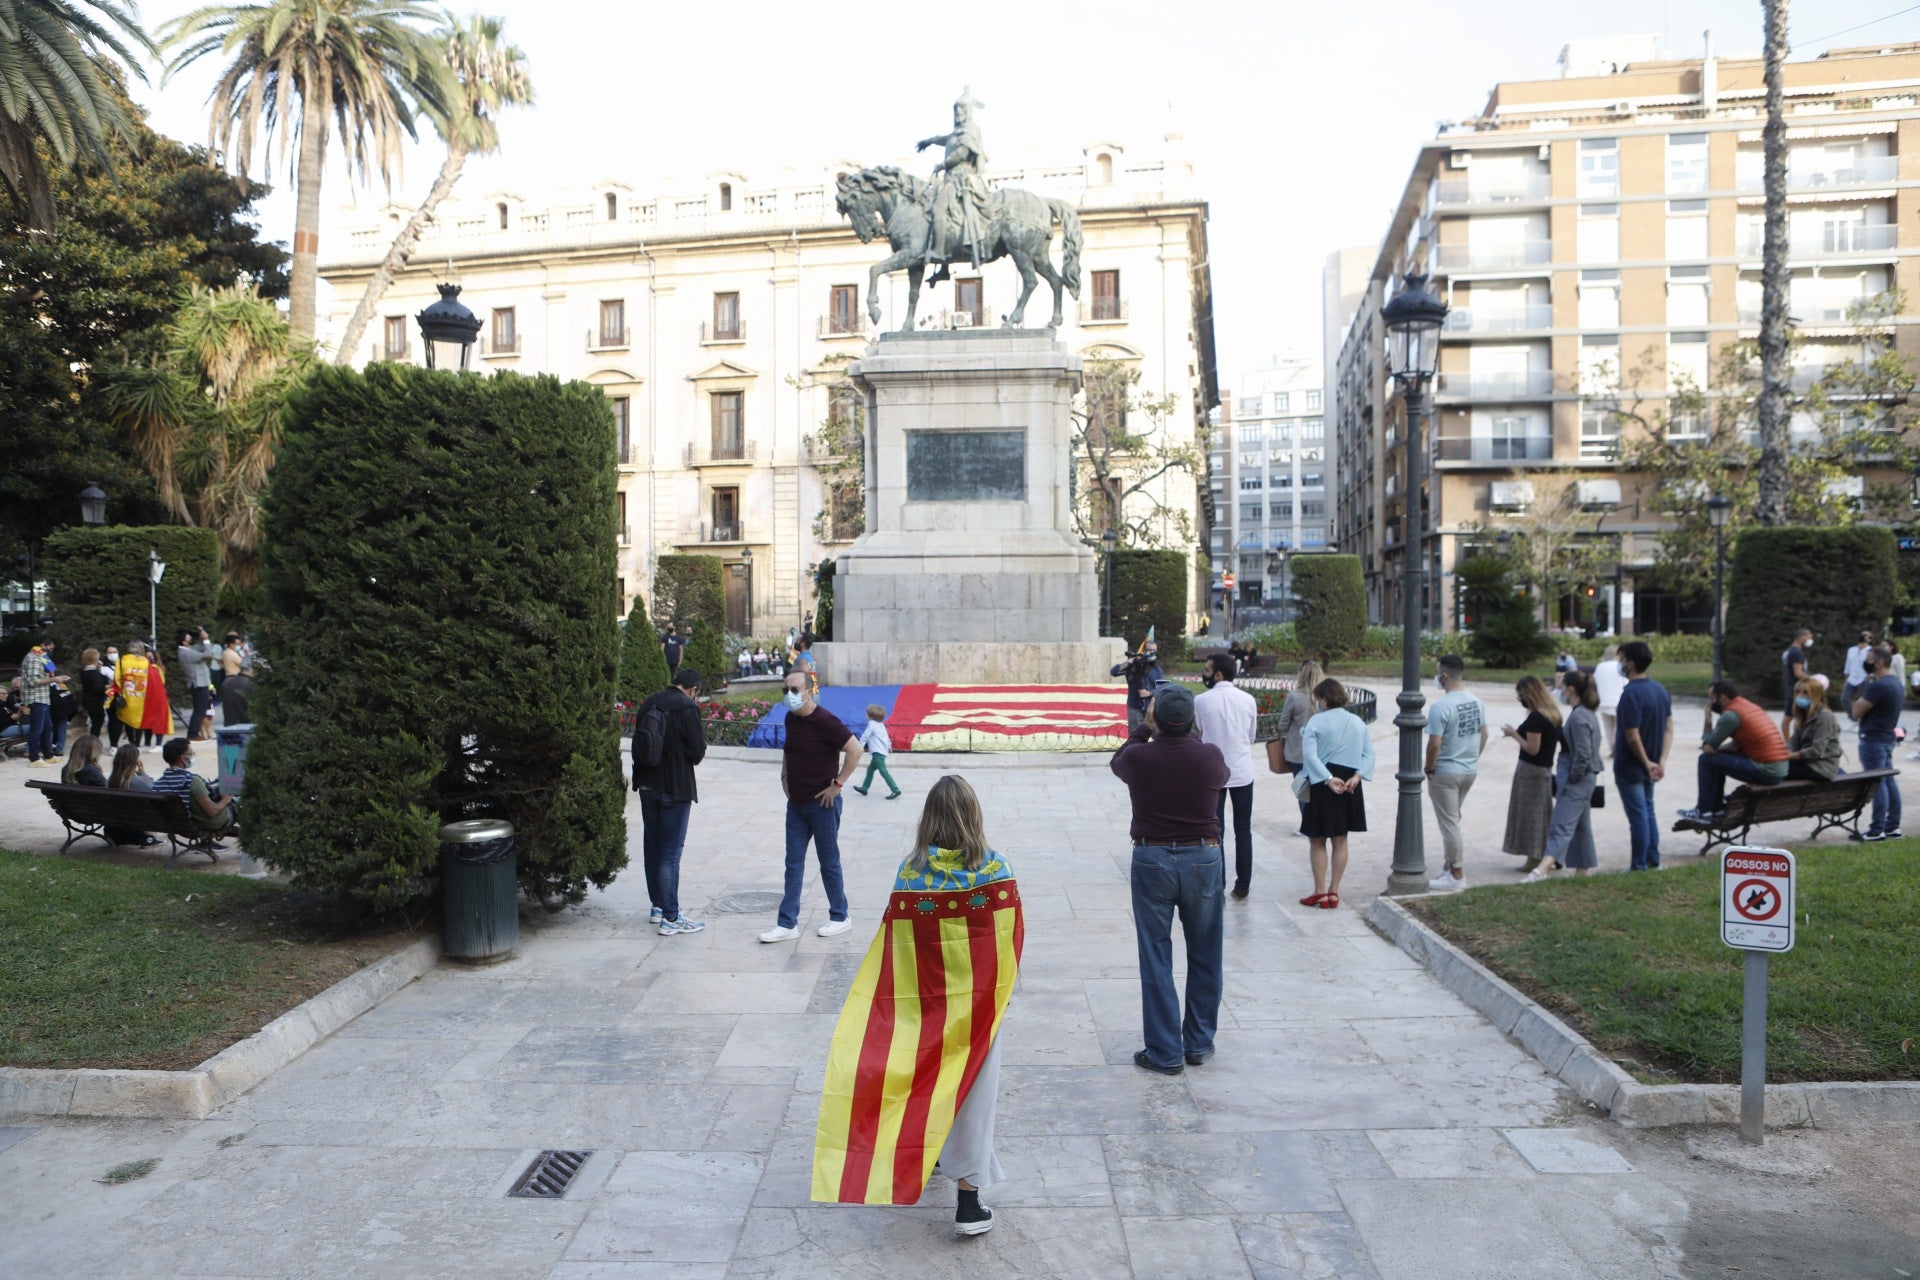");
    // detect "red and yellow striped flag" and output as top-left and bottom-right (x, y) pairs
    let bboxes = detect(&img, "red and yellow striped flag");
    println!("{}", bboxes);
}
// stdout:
(811, 878), (1024, 1205)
